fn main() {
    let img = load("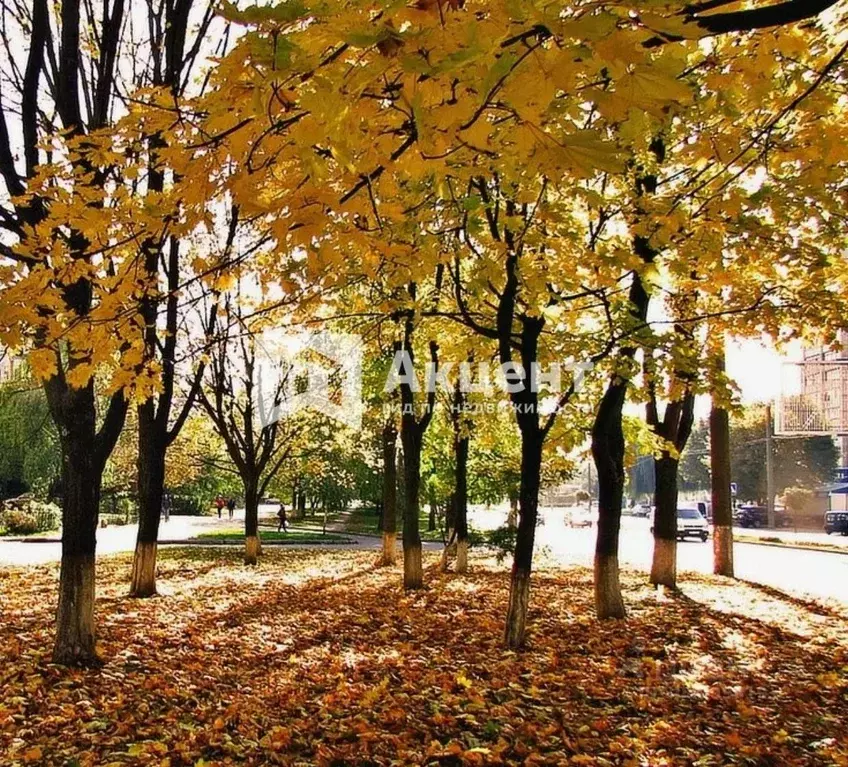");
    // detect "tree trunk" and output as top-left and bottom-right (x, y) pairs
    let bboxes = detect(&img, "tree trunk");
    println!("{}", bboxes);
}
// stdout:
(592, 382), (628, 620)
(244, 478), (260, 565)
(440, 495), (455, 572)
(507, 491), (518, 527)
(711, 396), (735, 577)
(396, 299), (436, 590)
(591, 239), (654, 619)
(52, 400), (101, 666)
(650, 456), (679, 588)
(456, 539), (469, 572)
(504, 428), (542, 648)
(401, 432), (423, 589)
(381, 530), (396, 566)
(428, 488), (437, 532)
(130, 401), (166, 597)
(396, 449), (406, 525)
(378, 421), (398, 566)
(454, 430), (470, 574)
(444, 492), (456, 543)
